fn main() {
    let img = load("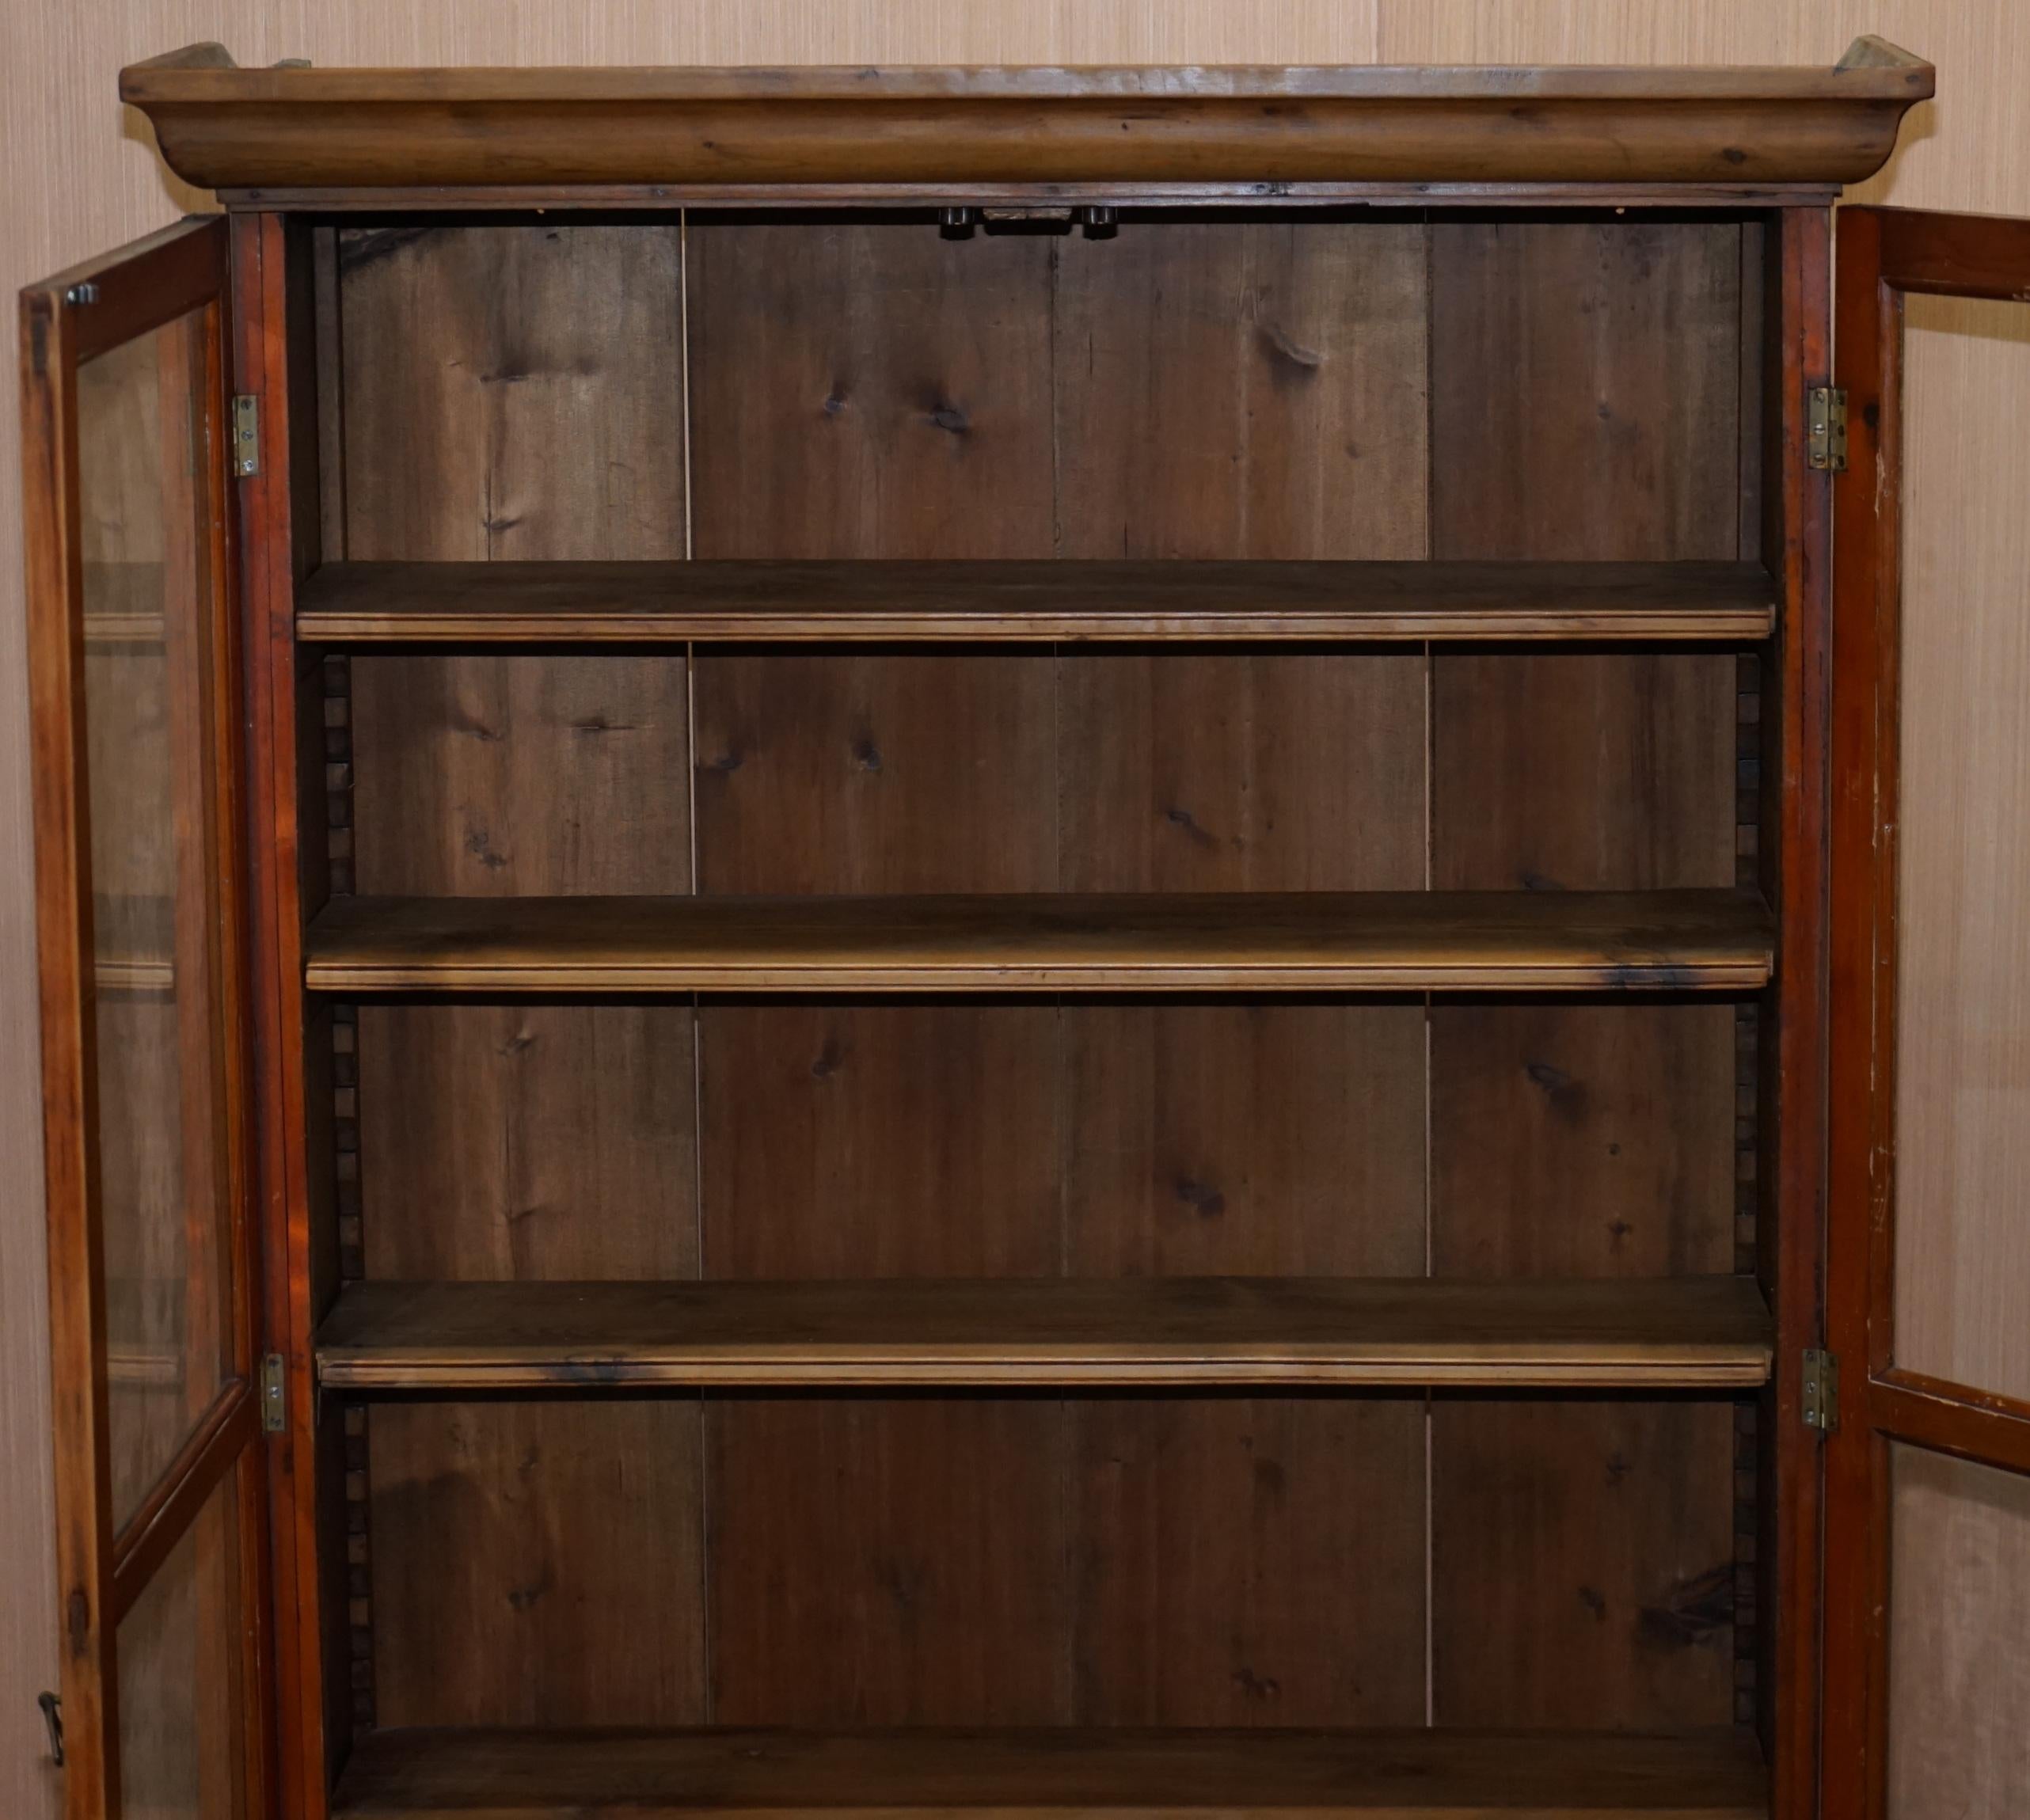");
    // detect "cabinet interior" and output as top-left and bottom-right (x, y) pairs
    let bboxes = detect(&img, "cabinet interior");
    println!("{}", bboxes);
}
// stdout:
(281, 207), (1788, 1808)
